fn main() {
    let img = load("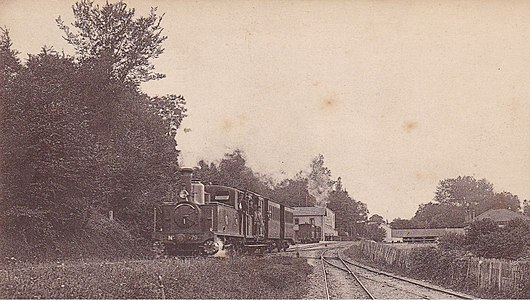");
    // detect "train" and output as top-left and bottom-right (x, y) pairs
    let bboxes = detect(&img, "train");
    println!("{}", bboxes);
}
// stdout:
(295, 223), (322, 243)
(152, 168), (295, 256)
